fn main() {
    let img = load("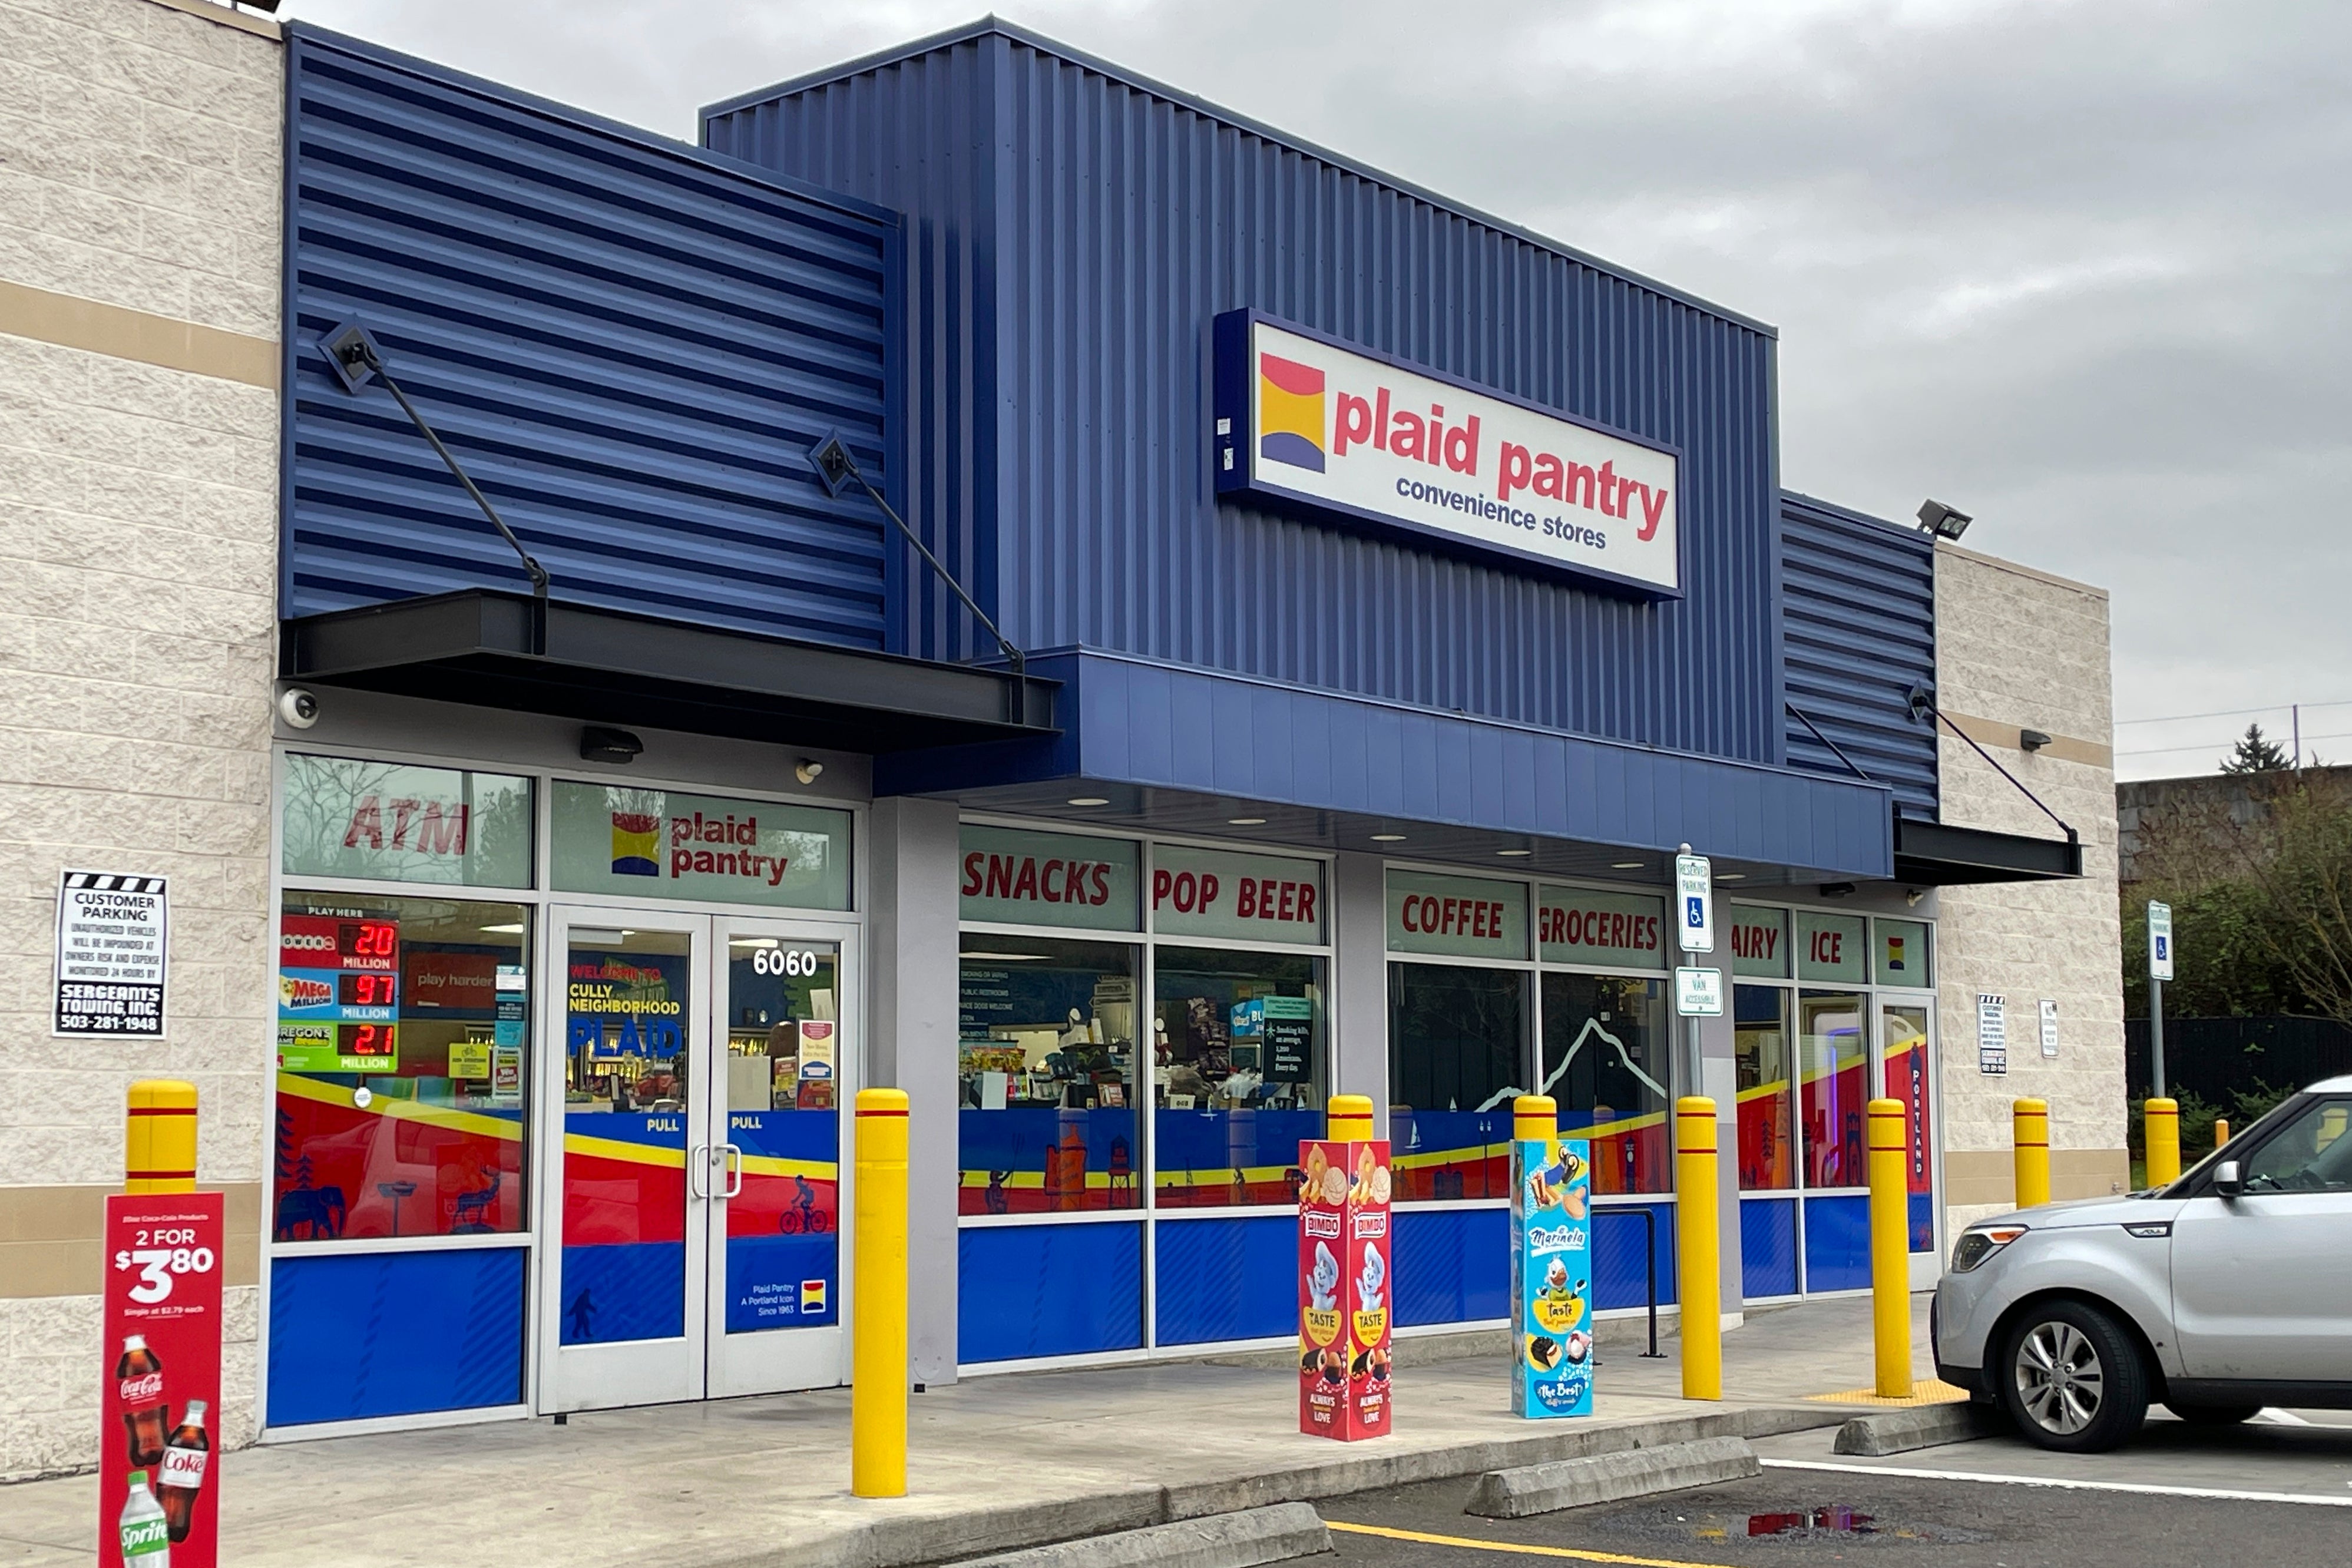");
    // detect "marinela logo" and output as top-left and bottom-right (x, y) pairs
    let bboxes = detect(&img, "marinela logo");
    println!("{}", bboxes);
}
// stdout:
(1258, 352), (1325, 472)
(610, 811), (661, 877)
